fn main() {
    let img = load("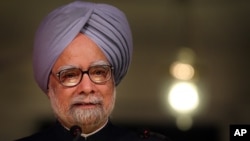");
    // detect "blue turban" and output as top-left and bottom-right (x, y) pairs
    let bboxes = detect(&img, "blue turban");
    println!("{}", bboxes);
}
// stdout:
(33, 1), (133, 93)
